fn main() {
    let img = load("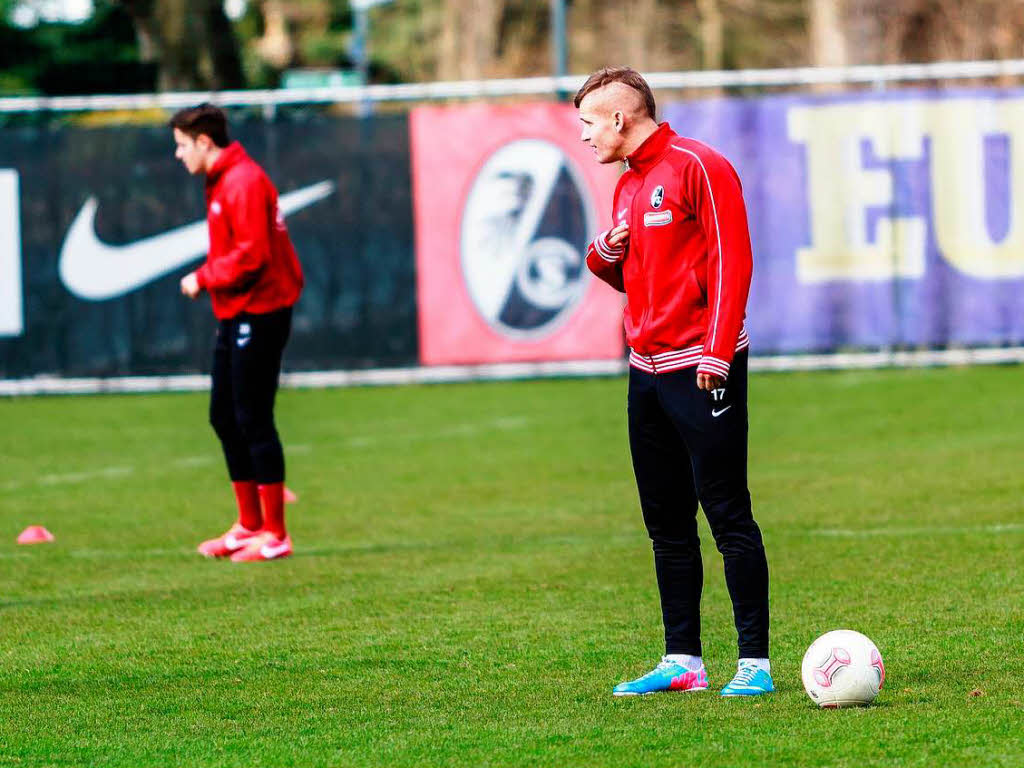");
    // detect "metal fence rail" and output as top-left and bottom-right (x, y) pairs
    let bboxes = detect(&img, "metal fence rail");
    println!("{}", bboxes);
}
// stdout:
(2, 58), (1024, 113)
(4, 347), (1023, 397)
